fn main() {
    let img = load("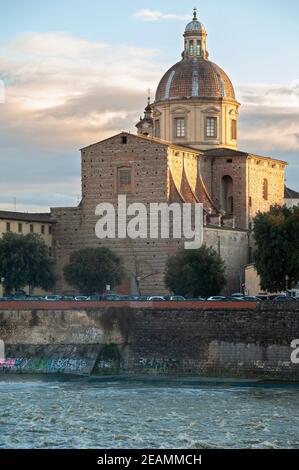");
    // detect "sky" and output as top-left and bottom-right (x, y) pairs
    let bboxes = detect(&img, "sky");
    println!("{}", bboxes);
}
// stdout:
(0, 0), (299, 212)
